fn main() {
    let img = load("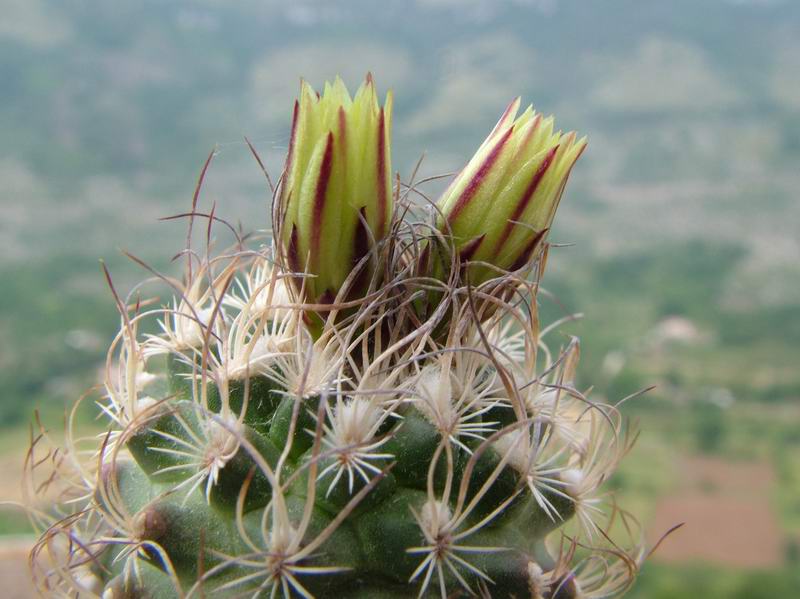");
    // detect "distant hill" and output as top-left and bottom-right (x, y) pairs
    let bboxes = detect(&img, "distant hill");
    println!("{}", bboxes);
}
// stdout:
(0, 0), (798, 422)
